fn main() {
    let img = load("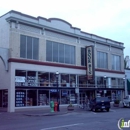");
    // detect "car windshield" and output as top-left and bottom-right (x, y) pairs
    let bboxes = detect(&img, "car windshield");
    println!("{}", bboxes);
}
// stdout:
(96, 97), (109, 102)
